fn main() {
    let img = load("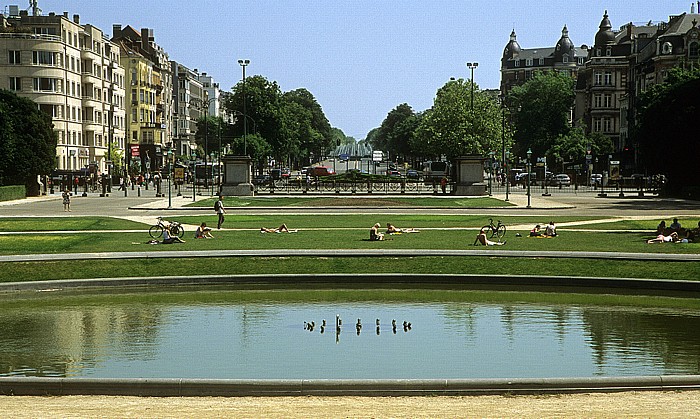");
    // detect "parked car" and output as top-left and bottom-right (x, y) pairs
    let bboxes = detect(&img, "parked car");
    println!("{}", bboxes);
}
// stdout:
(551, 174), (571, 186)
(252, 174), (271, 185)
(386, 169), (401, 177)
(307, 166), (336, 177)
(514, 172), (535, 185)
(589, 173), (602, 186)
(406, 169), (419, 180)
